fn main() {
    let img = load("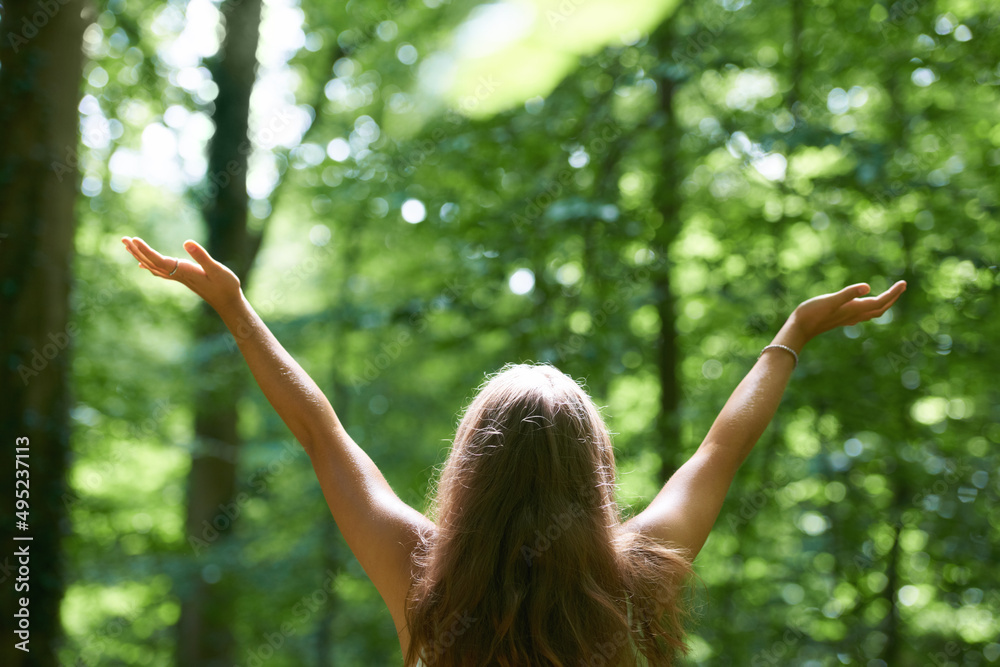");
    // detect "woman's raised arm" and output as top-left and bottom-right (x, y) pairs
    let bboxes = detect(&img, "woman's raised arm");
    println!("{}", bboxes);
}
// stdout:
(122, 237), (432, 636)
(623, 280), (907, 560)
